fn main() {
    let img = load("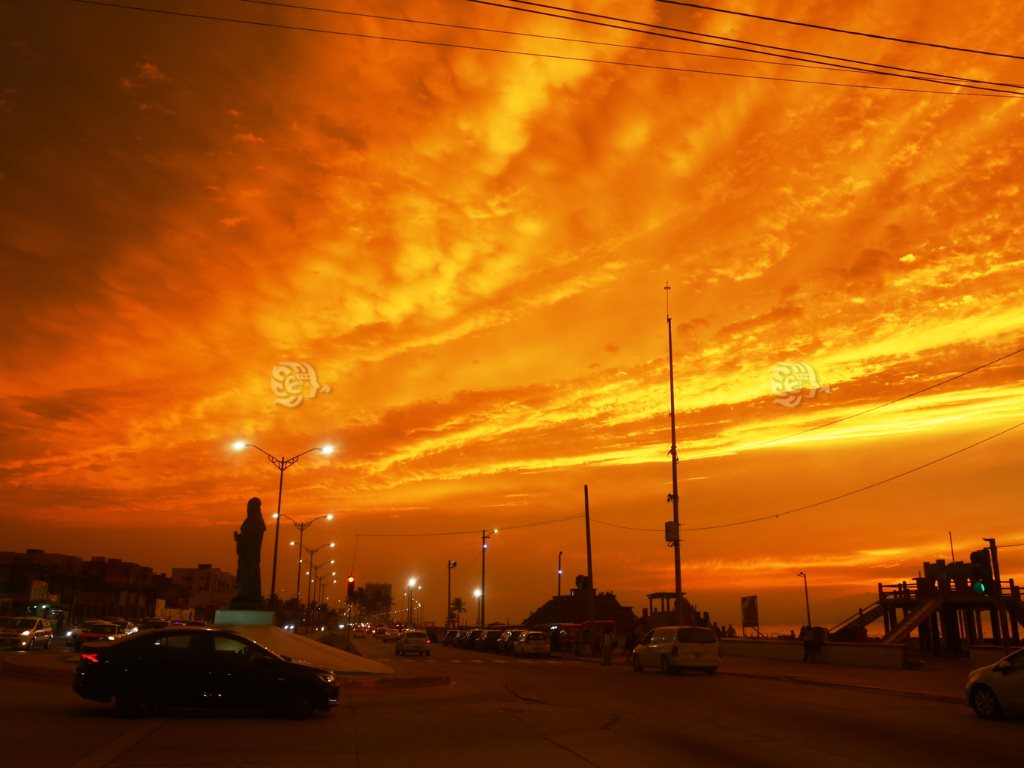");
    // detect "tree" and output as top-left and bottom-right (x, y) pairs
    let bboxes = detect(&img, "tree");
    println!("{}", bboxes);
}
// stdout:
(450, 597), (466, 628)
